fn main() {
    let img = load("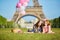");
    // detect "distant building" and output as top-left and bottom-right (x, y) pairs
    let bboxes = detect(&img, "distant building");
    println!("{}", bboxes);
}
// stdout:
(24, 22), (33, 28)
(18, 18), (26, 28)
(31, 18), (38, 24)
(18, 18), (39, 28)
